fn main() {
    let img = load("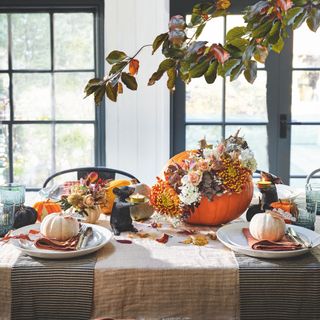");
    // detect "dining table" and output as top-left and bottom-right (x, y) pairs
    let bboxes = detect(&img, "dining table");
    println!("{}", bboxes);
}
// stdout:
(1, 193), (320, 320)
